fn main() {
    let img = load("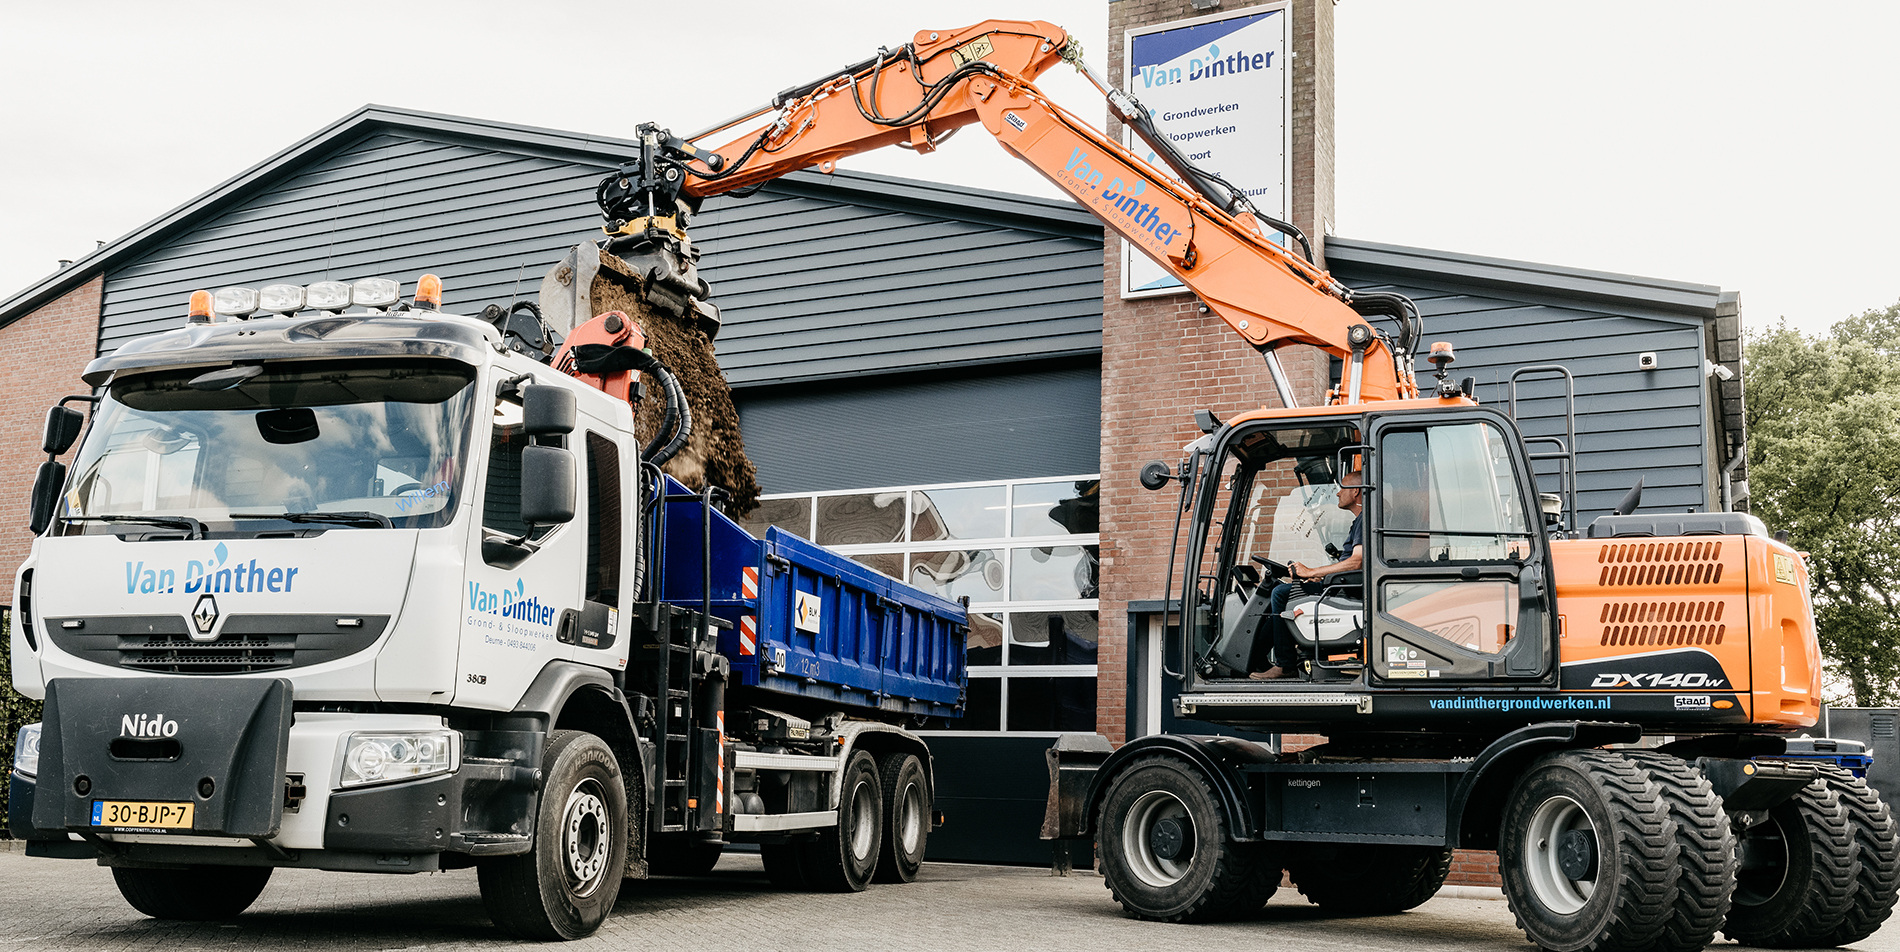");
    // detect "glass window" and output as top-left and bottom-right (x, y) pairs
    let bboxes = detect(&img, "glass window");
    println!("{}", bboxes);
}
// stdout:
(967, 612), (1004, 667)
(849, 552), (903, 581)
(1383, 579), (1520, 655)
(1007, 610), (1098, 666)
(64, 359), (475, 534)
(737, 497), (811, 540)
(584, 433), (621, 605)
(910, 549), (1005, 603)
(1010, 546), (1100, 601)
(1013, 480), (1099, 536)
(1380, 422), (1530, 563)
(816, 492), (906, 546)
(912, 486), (1005, 542)
(1006, 677), (1097, 732)
(962, 677), (1002, 732)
